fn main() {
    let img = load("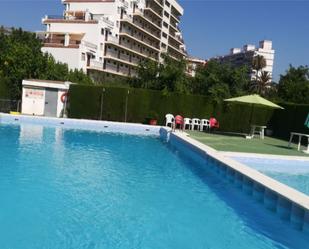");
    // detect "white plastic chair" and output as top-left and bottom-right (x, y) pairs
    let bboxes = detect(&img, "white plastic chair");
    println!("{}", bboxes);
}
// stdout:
(184, 118), (192, 130)
(191, 118), (201, 130)
(200, 119), (210, 131)
(165, 114), (174, 127)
